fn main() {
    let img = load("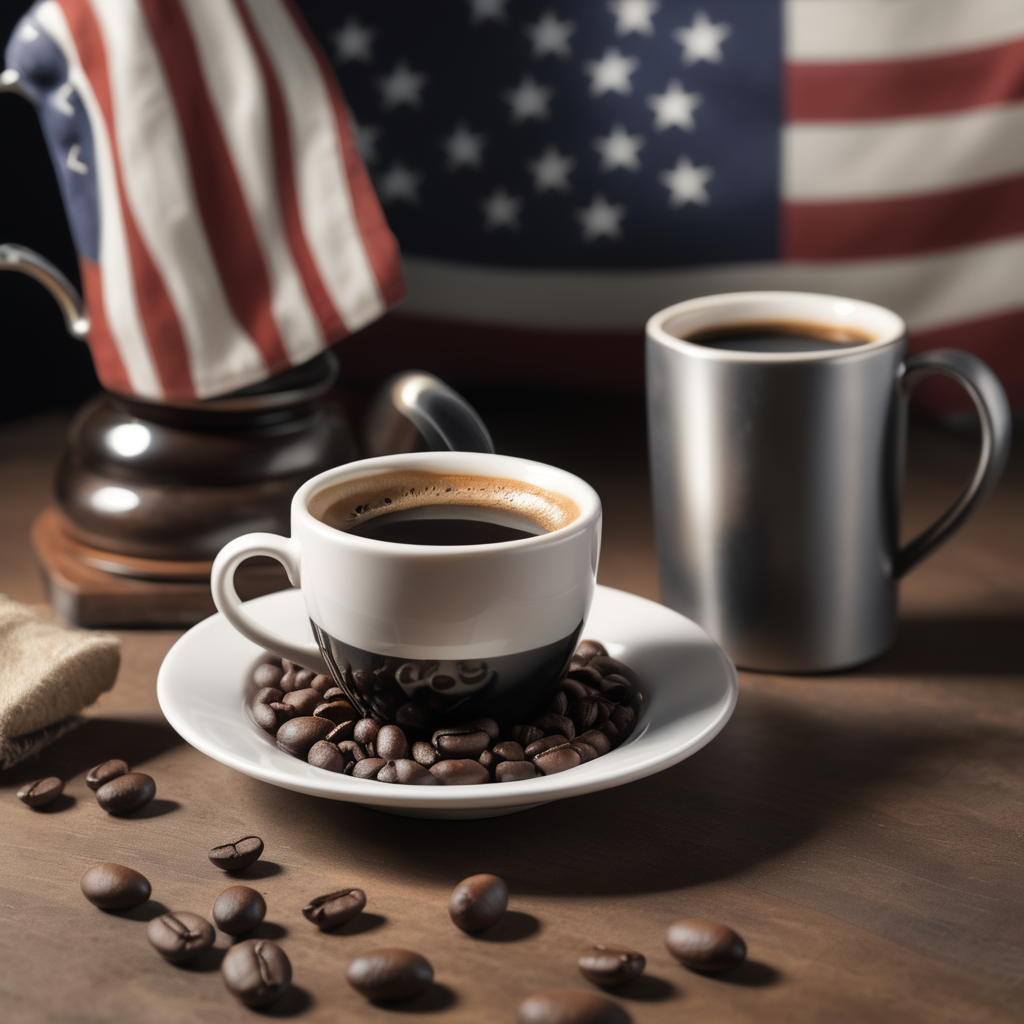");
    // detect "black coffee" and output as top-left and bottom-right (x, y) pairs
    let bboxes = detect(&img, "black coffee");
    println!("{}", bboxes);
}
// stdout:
(346, 507), (536, 545)
(688, 320), (874, 352)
